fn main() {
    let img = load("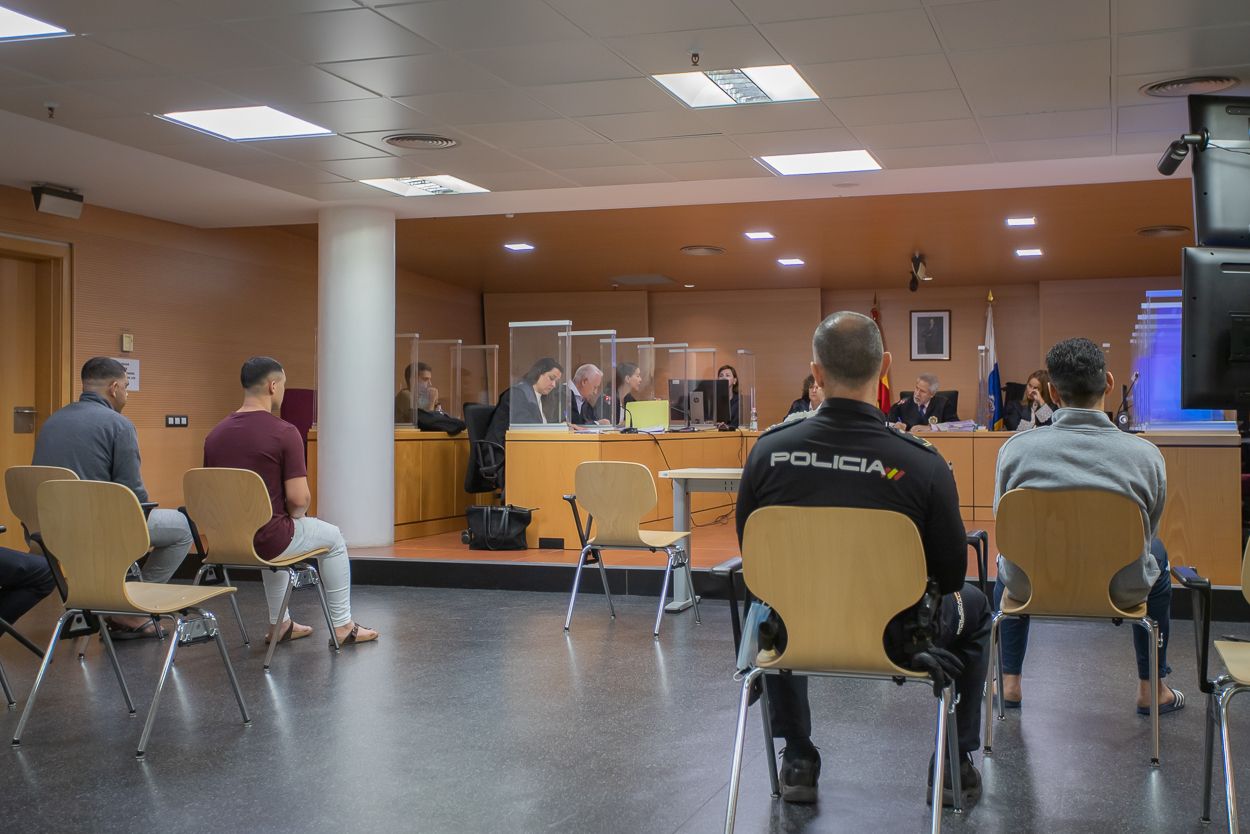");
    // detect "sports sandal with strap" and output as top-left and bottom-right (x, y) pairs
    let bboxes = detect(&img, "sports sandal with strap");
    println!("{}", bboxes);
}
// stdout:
(330, 623), (378, 649)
